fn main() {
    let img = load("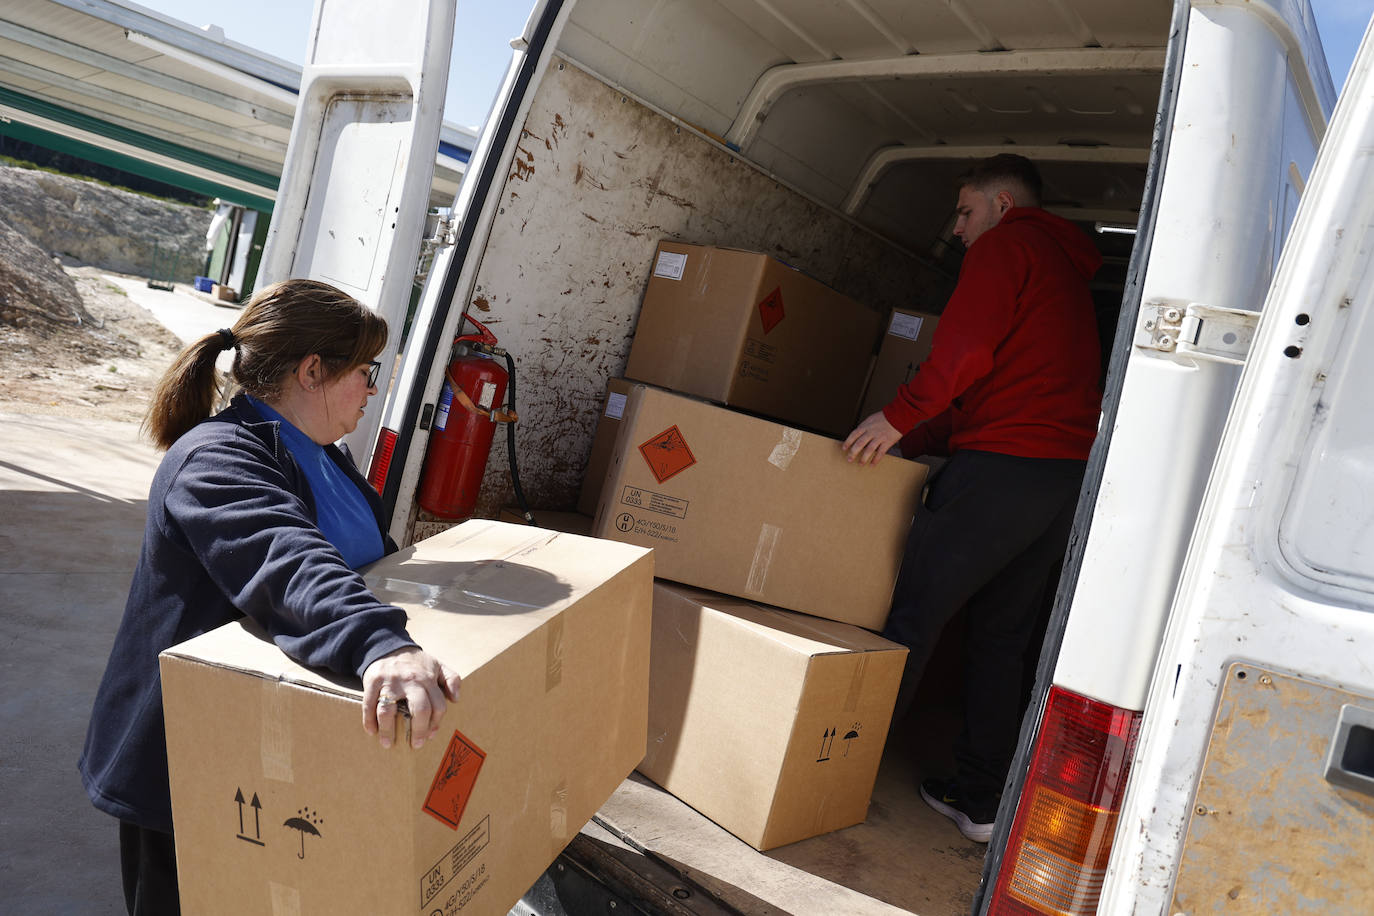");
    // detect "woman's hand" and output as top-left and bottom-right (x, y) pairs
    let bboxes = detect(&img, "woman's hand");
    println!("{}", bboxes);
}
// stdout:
(361, 646), (462, 749)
